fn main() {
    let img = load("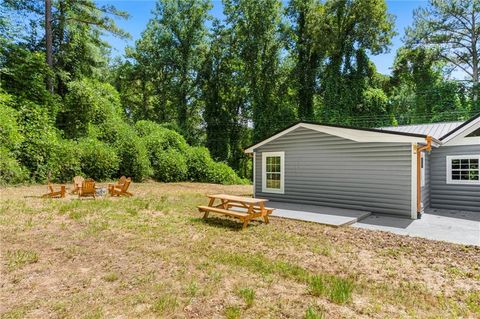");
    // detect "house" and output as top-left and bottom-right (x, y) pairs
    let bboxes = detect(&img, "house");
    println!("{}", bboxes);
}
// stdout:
(244, 114), (480, 219)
